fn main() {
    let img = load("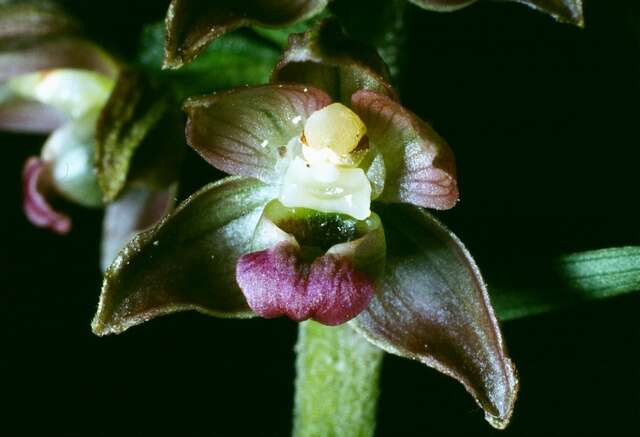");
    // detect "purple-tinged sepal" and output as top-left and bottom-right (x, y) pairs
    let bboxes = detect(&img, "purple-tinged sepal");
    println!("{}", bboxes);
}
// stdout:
(351, 90), (458, 210)
(184, 84), (331, 184)
(237, 200), (385, 325)
(164, 0), (330, 69)
(352, 204), (518, 429)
